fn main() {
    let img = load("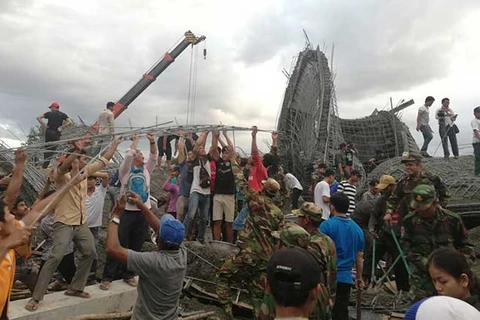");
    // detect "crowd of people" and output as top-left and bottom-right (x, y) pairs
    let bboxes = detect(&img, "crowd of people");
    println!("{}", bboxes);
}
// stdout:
(0, 99), (480, 320)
